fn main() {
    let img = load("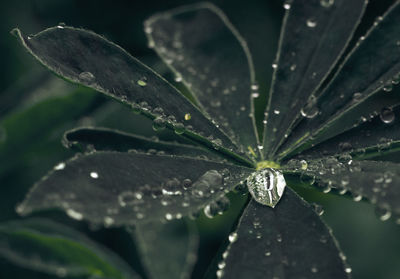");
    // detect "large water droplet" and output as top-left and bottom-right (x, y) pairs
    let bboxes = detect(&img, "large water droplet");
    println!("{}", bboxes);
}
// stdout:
(246, 169), (286, 208)
(300, 97), (319, 118)
(380, 107), (395, 124)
